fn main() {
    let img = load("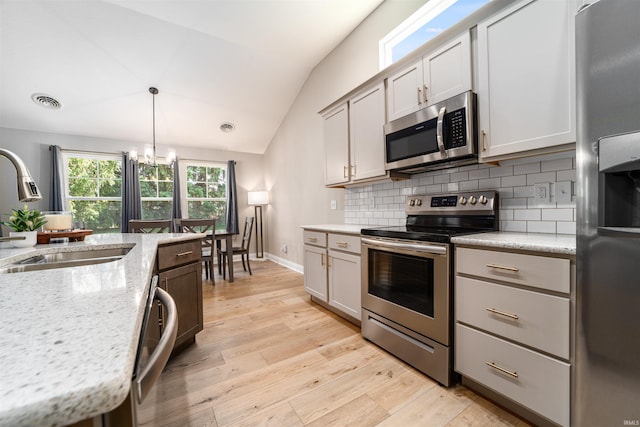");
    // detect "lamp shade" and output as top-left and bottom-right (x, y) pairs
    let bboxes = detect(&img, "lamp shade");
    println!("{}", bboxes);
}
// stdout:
(248, 190), (269, 206)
